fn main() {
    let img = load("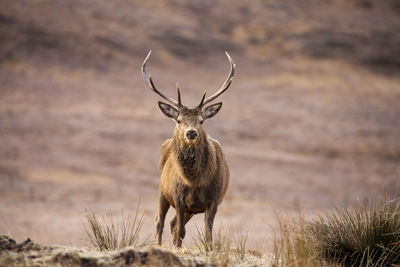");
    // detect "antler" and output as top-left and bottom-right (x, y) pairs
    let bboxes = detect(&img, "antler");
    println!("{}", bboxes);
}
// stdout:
(198, 51), (235, 108)
(142, 51), (182, 107)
